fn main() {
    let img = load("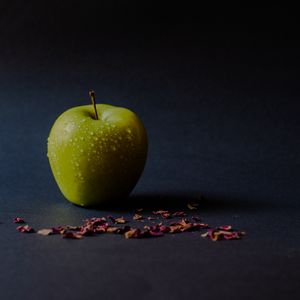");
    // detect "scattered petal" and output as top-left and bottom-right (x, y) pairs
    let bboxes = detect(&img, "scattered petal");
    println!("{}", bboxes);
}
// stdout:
(201, 227), (245, 241)
(133, 213), (144, 221)
(66, 225), (82, 231)
(13, 217), (25, 224)
(52, 226), (66, 234)
(162, 212), (171, 219)
(37, 229), (53, 236)
(218, 225), (232, 231)
(17, 225), (34, 233)
(187, 202), (199, 210)
(115, 217), (126, 224)
(125, 228), (141, 239)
